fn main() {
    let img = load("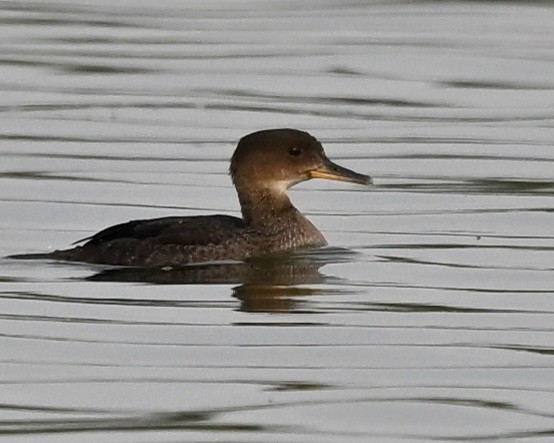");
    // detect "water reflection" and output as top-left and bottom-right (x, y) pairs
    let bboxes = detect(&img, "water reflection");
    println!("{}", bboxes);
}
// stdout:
(85, 249), (354, 312)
